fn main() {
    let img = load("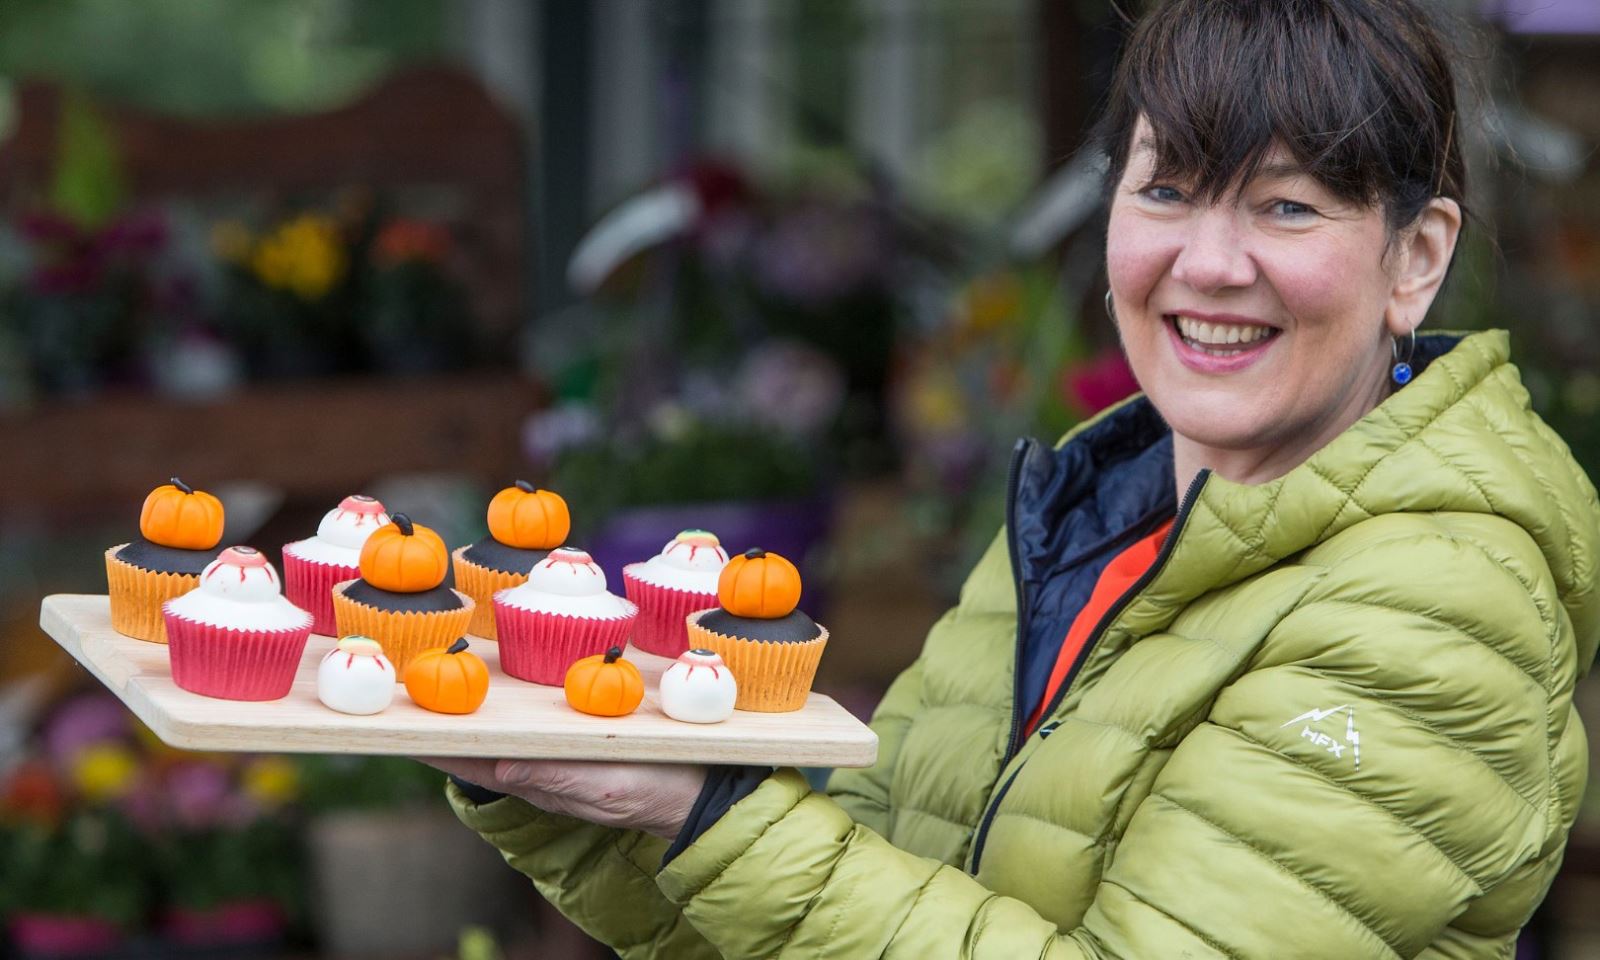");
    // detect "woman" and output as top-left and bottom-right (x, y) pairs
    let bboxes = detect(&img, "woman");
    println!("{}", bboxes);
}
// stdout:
(432, 1), (1600, 956)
